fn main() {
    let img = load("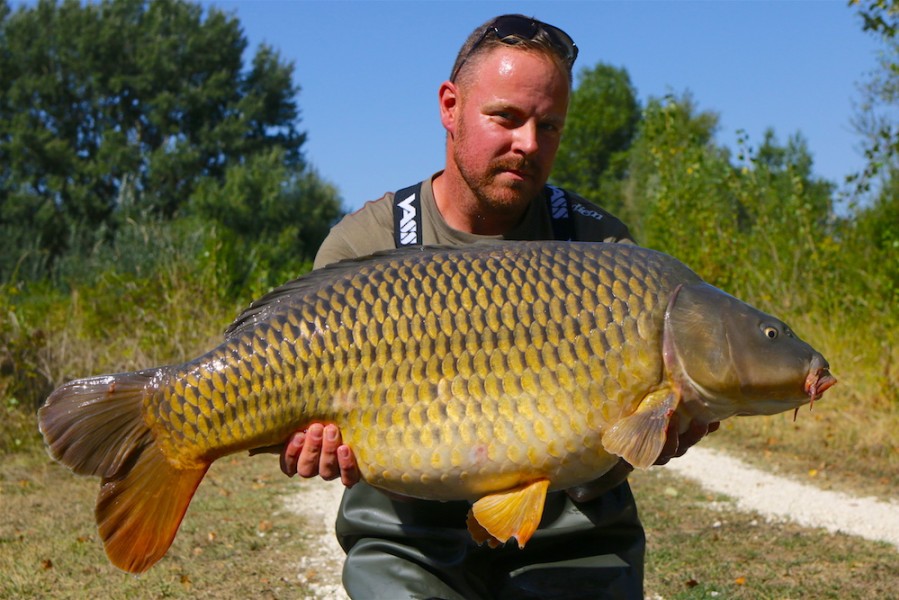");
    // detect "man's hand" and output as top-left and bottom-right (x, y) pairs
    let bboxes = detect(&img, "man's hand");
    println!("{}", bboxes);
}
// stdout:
(654, 415), (720, 466)
(281, 423), (360, 488)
